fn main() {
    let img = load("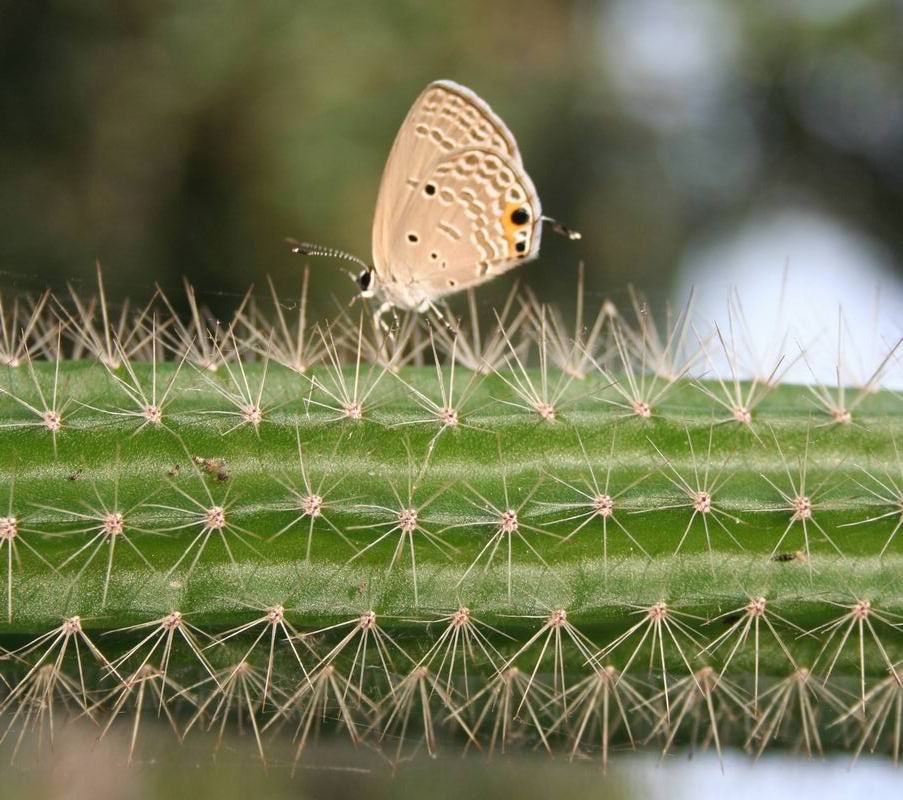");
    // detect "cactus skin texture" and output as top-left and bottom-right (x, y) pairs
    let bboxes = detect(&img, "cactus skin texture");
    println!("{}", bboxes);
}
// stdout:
(0, 274), (902, 768)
